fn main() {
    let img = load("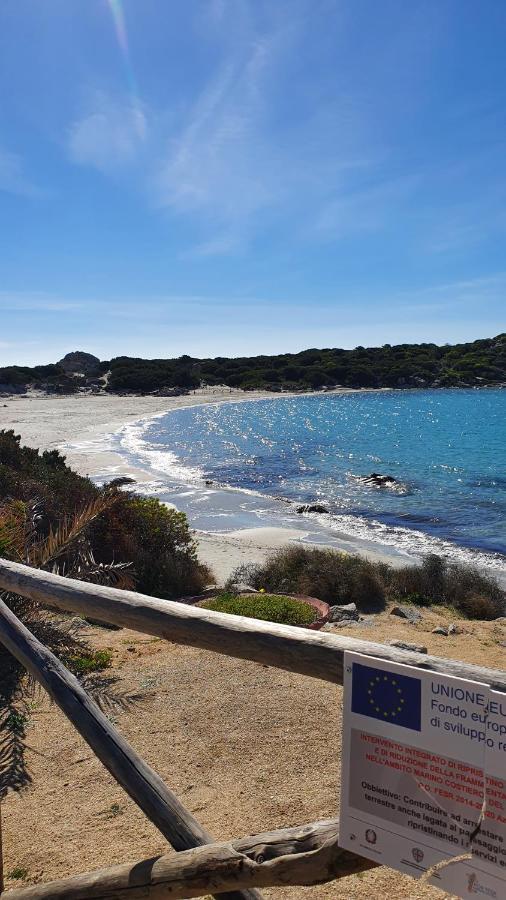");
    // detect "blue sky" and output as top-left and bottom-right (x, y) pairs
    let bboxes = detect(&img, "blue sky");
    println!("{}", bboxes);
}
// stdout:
(1, 0), (505, 365)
